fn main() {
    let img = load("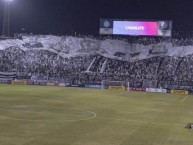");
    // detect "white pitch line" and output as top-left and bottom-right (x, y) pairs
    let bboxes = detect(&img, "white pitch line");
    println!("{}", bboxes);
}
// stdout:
(97, 116), (183, 127)
(0, 106), (97, 122)
(181, 96), (189, 102)
(0, 108), (85, 117)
